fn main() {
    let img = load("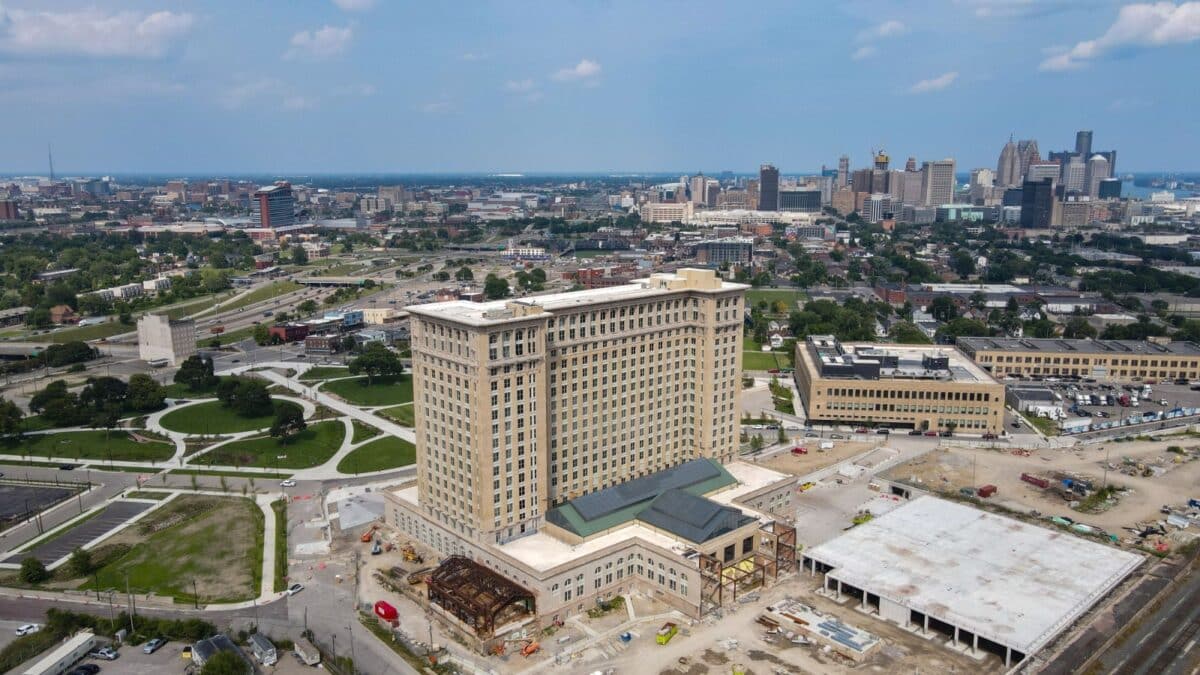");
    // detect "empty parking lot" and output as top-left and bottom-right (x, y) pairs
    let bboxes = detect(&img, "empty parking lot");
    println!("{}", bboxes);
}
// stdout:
(3, 500), (153, 565)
